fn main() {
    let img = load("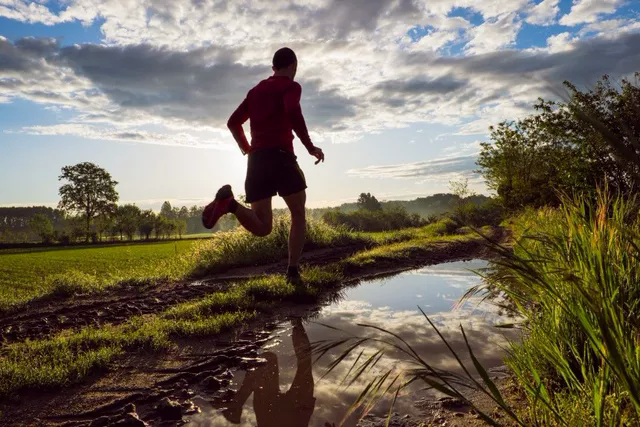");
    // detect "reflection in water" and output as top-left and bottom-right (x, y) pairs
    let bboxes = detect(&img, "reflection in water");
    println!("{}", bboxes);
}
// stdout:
(190, 260), (518, 427)
(220, 319), (315, 426)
